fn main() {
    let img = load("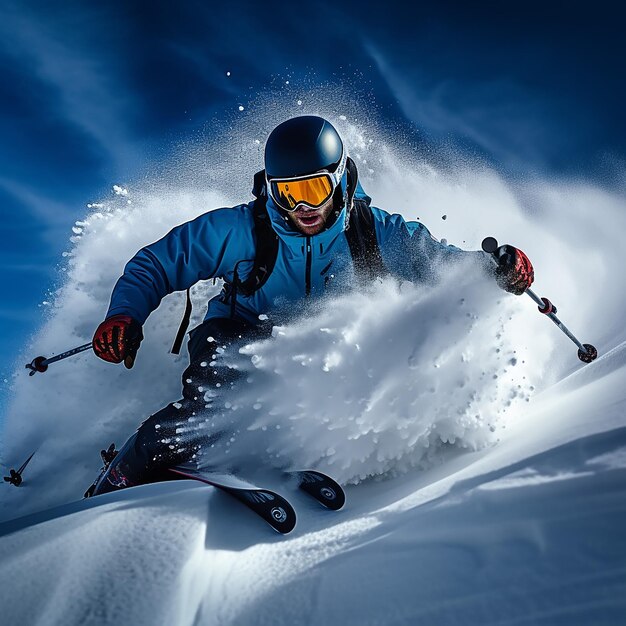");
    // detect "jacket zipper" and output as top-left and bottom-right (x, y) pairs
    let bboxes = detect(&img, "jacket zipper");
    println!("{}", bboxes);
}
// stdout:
(305, 236), (312, 296)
